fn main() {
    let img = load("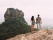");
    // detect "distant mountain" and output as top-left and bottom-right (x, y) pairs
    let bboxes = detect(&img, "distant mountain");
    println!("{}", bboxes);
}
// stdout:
(24, 17), (53, 30)
(24, 17), (53, 26)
